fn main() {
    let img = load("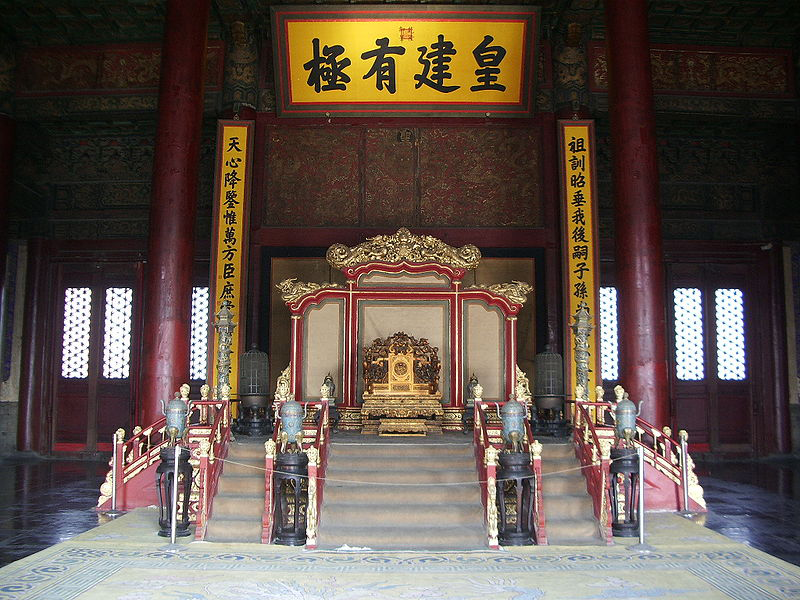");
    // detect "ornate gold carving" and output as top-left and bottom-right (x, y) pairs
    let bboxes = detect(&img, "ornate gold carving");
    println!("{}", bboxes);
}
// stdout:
(306, 449), (319, 546)
(114, 428), (126, 443)
(264, 439), (276, 459)
(276, 278), (343, 304)
(362, 332), (441, 396)
(599, 438), (612, 461)
(378, 419), (429, 435)
(515, 365), (532, 404)
(484, 446), (500, 546)
(326, 227), (481, 270)
(531, 440), (543, 459)
(467, 281), (532, 305)
(198, 439), (211, 458)
(274, 364), (293, 403)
